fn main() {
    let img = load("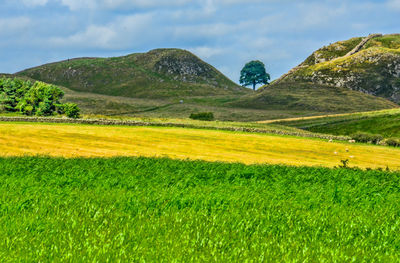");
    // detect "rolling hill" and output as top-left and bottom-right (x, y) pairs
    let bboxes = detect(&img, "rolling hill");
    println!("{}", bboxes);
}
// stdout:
(16, 48), (249, 99)
(273, 33), (400, 103)
(8, 36), (400, 120)
(231, 34), (400, 114)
